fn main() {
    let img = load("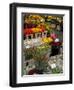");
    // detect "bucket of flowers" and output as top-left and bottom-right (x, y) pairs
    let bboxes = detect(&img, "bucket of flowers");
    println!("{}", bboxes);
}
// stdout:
(30, 44), (51, 74)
